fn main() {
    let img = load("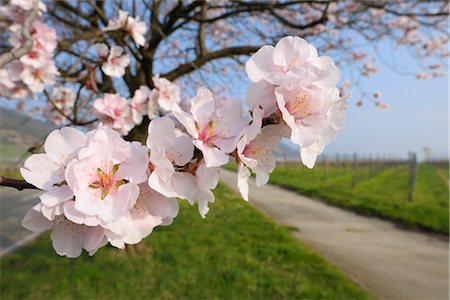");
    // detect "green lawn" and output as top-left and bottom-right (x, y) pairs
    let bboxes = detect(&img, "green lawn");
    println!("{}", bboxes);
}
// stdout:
(225, 162), (449, 234)
(0, 184), (372, 300)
